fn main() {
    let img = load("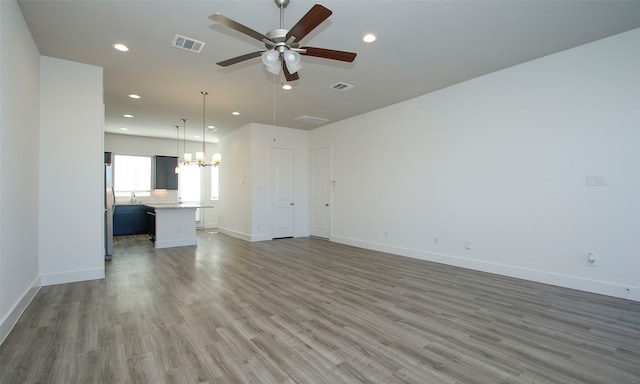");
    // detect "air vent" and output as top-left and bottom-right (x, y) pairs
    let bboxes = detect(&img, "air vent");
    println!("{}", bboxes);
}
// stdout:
(295, 115), (329, 124)
(330, 82), (355, 91)
(172, 34), (205, 53)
